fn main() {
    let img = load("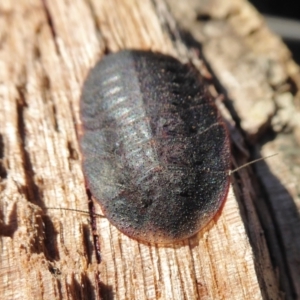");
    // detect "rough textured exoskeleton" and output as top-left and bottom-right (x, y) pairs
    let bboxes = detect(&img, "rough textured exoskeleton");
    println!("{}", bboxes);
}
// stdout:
(80, 50), (231, 243)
